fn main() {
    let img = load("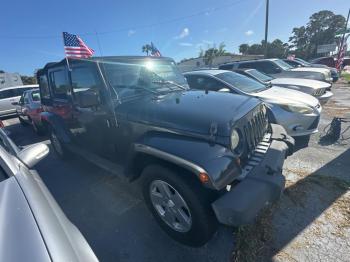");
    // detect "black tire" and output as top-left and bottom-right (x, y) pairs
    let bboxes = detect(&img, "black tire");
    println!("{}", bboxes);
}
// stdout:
(18, 116), (27, 126)
(142, 164), (218, 247)
(49, 128), (68, 159)
(31, 119), (46, 136)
